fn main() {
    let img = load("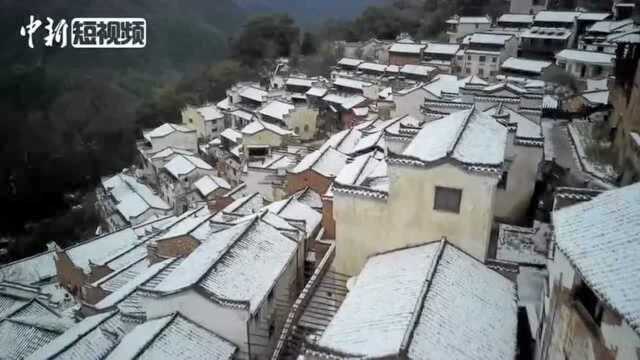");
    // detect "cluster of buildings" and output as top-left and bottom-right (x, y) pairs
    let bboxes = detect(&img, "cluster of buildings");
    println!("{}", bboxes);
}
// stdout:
(1, 0), (640, 359)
